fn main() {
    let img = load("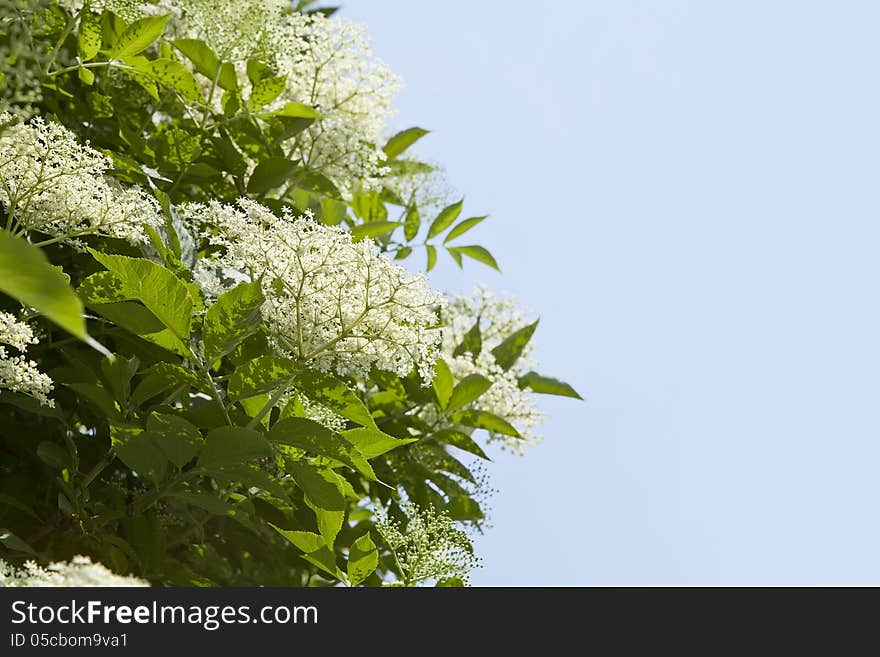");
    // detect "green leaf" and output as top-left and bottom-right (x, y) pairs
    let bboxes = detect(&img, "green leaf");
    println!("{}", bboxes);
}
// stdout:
(433, 429), (490, 460)
(436, 577), (465, 587)
(37, 441), (71, 469)
(146, 413), (203, 468)
(451, 409), (521, 438)
(111, 14), (169, 58)
(250, 74), (286, 111)
(491, 319), (539, 370)
(198, 426), (272, 468)
(288, 462), (344, 545)
(452, 318), (482, 358)
(78, 8), (103, 61)
(444, 216), (487, 243)
(293, 367), (378, 430)
(446, 374), (493, 412)
(0, 232), (87, 341)
(131, 58), (202, 104)
(518, 372), (583, 400)
(202, 463), (290, 501)
(272, 528), (343, 581)
(111, 424), (167, 485)
(228, 355), (296, 400)
(350, 221), (402, 241)
(0, 529), (37, 556)
(171, 38), (237, 89)
(404, 206), (420, 241)
(202, 280), (264, 365)
(427, 199), (463, 239)
(269, 417), (376, 481)
(426, 244), (437, 271)
(340, 428), (417, 459)
(78, 67), (95, 85)
(432, 358), (453, 409)
(246, 59), (273, 84)
(446, 245), (500, 271)
(446, 495), (484, 521)
(247, 157), (297, 194)
(264, 101), (323, 119)
(89, 250), (197, 348)
(100, 354), (138, 406)
(347, 532), (378, 586)
(383, 127), (429, 159)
